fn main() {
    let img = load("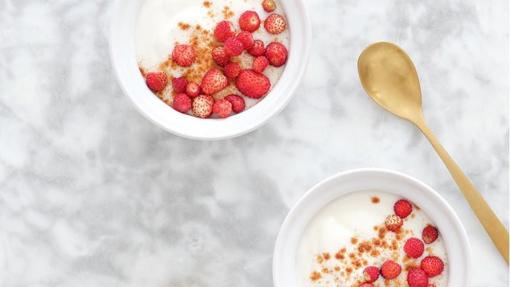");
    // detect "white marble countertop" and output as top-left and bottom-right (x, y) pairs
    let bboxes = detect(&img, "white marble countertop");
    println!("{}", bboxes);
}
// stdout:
(0, 0), (508, 286)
